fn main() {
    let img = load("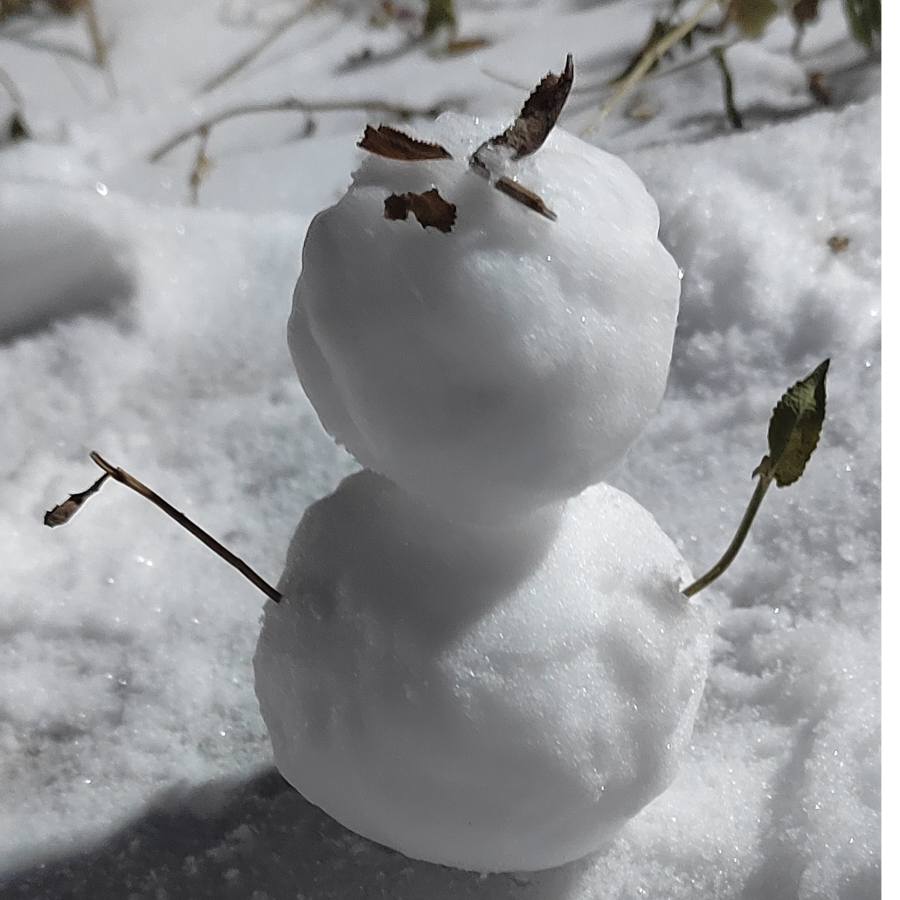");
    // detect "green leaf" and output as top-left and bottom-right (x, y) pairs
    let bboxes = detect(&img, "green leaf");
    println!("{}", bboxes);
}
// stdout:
(423, 0), (456, 37)
(725, 0), (779, 38)
(843, 0), (880, 50)
(753, 358), (829, 487)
